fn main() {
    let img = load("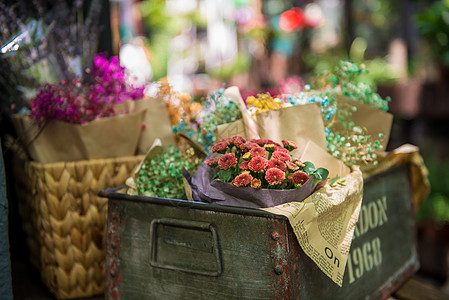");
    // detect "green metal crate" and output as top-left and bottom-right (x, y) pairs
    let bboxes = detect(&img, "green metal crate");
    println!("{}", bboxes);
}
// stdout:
(100, 163), (417, 300)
